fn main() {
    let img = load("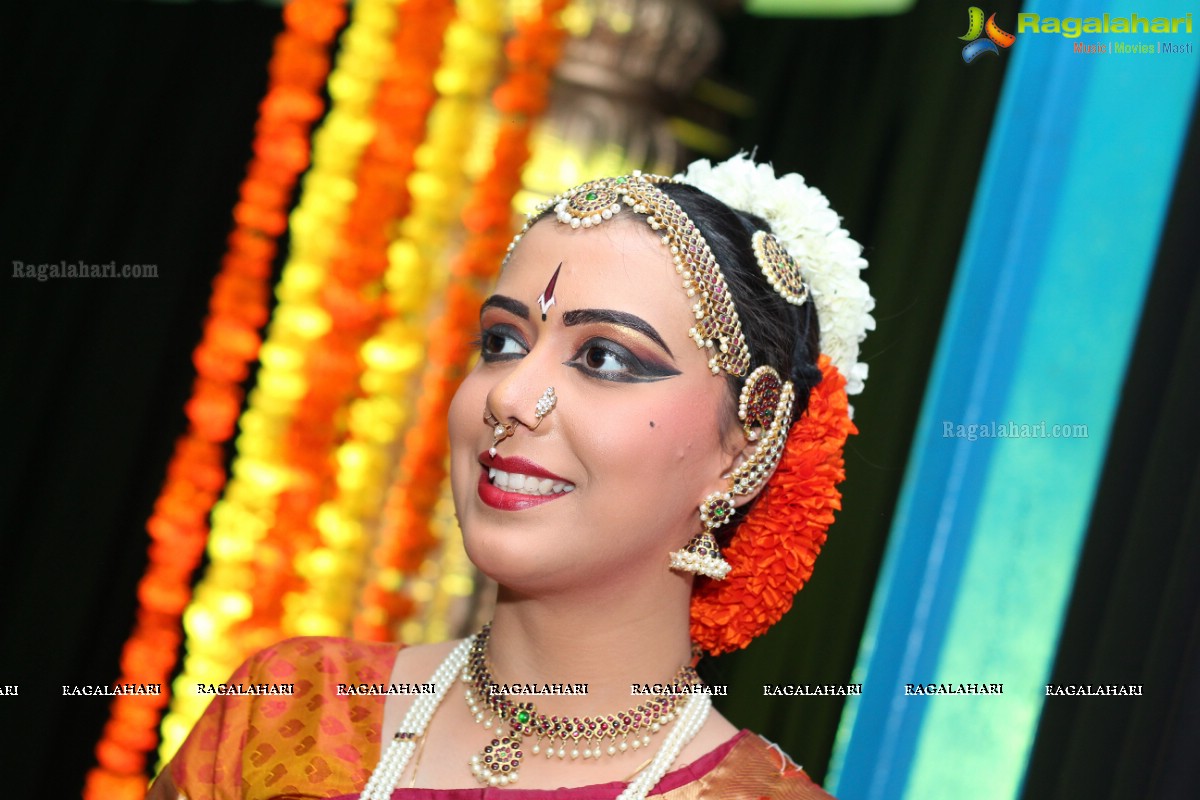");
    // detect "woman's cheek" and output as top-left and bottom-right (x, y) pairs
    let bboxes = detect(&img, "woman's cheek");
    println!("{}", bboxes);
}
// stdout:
(447, 373), (484, 497)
